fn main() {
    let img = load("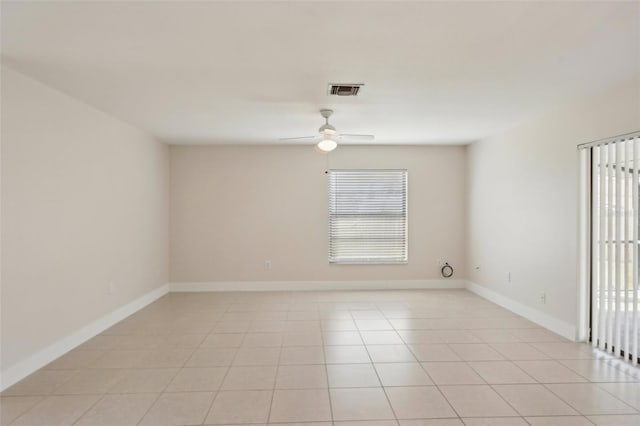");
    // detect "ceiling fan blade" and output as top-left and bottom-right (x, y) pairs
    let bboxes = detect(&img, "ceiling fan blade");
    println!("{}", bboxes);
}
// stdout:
(337, 134), (375, 142)
(278, 135), (317, 142)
